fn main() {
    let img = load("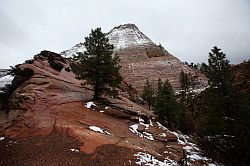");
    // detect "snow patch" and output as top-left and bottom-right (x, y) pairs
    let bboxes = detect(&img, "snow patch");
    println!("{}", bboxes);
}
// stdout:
(0, 137), (4, 141)
(70, 148), (79, 152)
(60, 43), (86, 58)
(85, 101), (96, 108)
(106, 24), (153, 50)
(89, 126), (111, 135)
(157, 122), (218, 165)
(149, 119), (153, 126)
(139, 117), (149, 128)
(175, 86), (209, 95)
(129, 124), (154, 141)
(160, 133), (166, 137)
(134, 152), (177, 166)
(0, 75), (14, 91)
